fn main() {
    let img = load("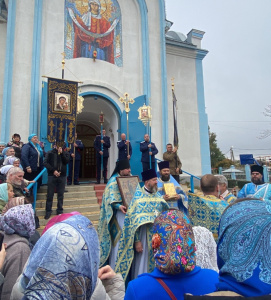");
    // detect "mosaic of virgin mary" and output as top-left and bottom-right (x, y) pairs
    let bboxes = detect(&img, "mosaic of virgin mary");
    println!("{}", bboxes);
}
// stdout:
(65, 0), (122, 66)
